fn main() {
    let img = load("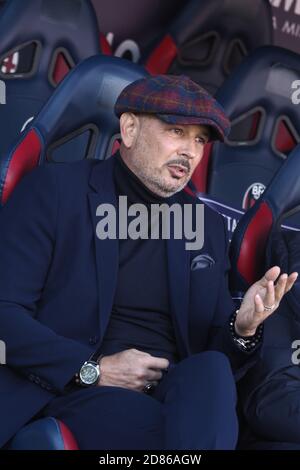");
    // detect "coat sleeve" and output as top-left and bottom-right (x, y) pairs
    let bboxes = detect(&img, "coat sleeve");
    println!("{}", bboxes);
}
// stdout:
(206, 214), (262, 380)
(0, 166), (93, 394)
